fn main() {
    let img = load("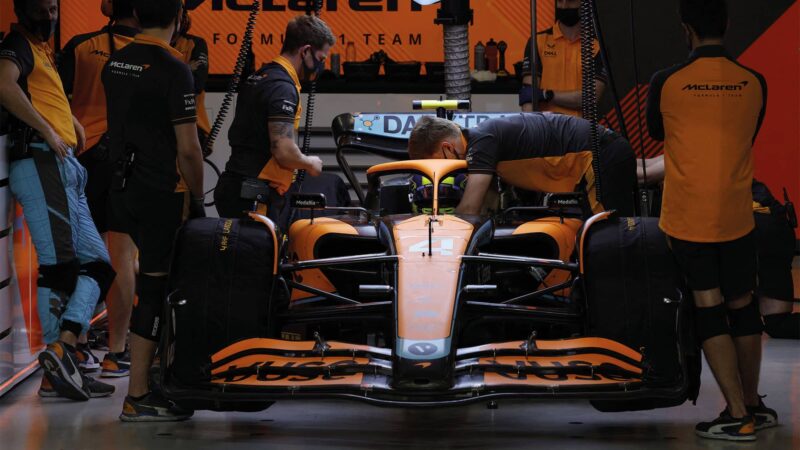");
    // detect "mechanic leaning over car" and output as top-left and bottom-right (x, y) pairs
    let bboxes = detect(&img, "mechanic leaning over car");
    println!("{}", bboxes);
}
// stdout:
(58, 0), (140, 378)
(646, 0), (775, 440)
(102, 0), (204, 421)
(0, 0), (116, 400)
(518, 0), (606, 116)
(407, 112), (637, 216)
(214, 14), (333, 222)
